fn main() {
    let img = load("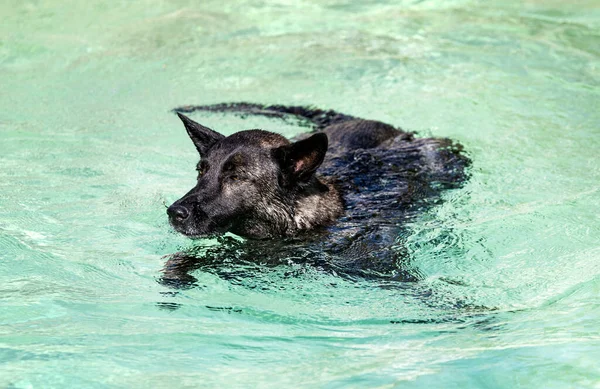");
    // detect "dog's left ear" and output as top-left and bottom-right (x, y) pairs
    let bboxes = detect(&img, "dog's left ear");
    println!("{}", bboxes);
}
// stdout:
(273, 133), (328, 184)
(176, 112), (225, 155)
